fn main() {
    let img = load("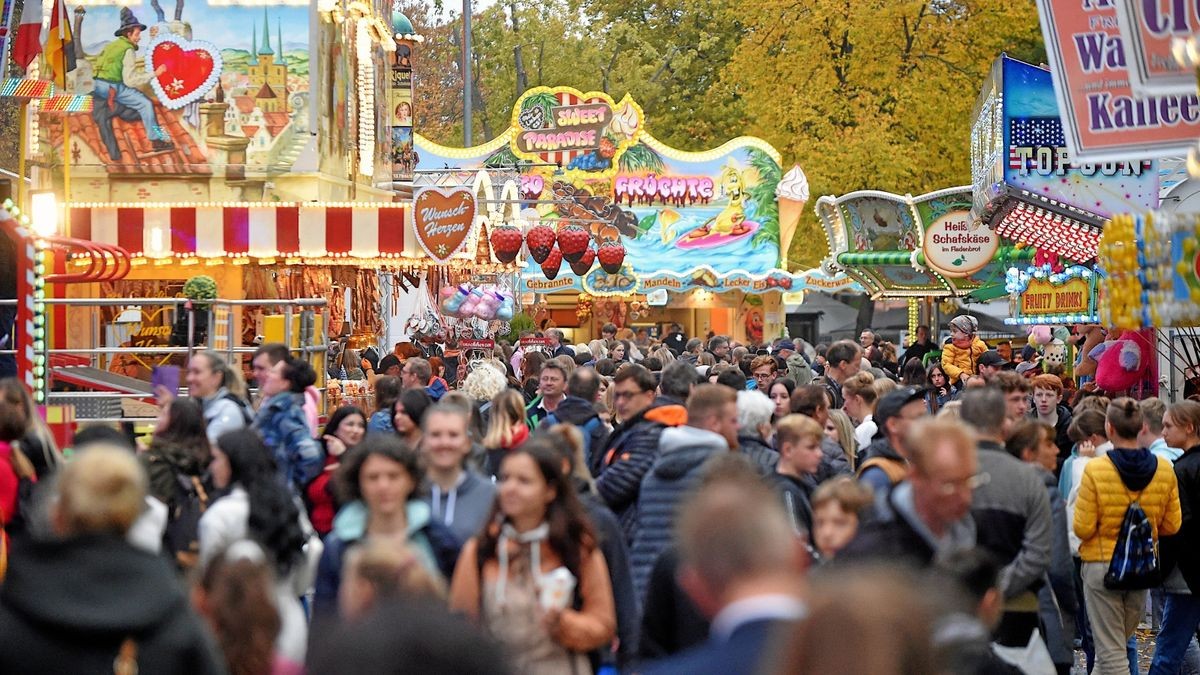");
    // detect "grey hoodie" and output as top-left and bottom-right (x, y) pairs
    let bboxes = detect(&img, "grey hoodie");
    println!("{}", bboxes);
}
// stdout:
(421, 469), (497, 546)
(628, 425), (729, 600)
